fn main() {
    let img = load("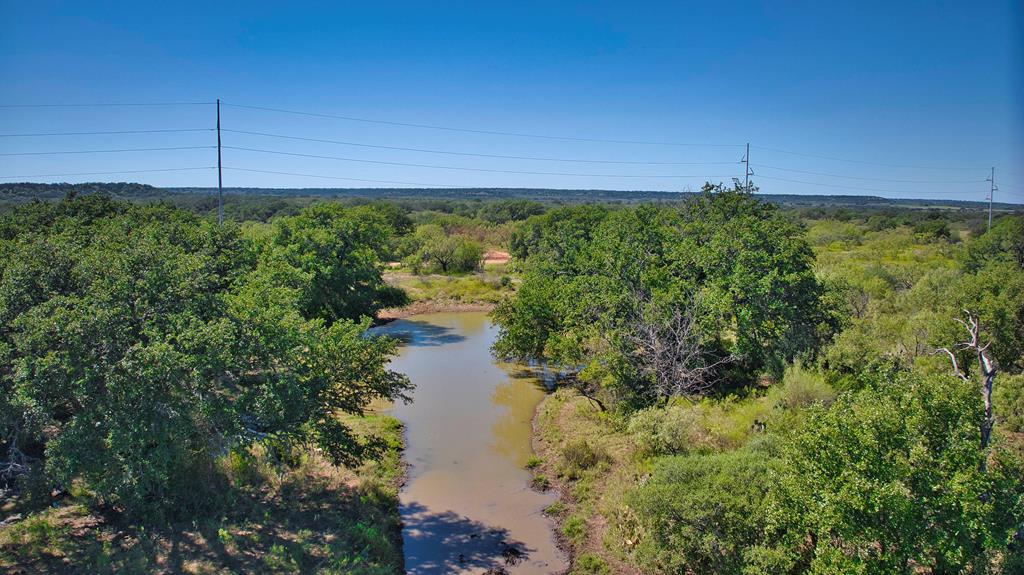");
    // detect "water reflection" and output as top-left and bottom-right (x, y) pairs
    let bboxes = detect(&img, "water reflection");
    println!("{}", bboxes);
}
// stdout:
(380, 312), (566, 574)
(375, 319), (468, 347)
